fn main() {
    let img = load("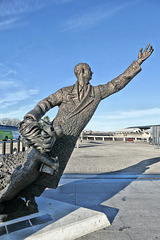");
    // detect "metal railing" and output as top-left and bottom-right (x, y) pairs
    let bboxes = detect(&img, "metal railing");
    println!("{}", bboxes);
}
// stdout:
(0, 139), (27, 155)
(81, 135), (149, 142)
